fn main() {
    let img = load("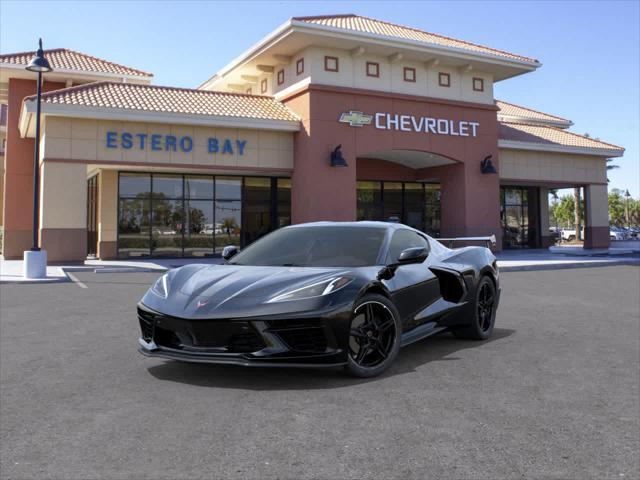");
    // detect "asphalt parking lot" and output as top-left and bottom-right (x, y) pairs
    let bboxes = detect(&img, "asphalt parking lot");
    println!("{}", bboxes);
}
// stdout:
(1, 266), (639, 480)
